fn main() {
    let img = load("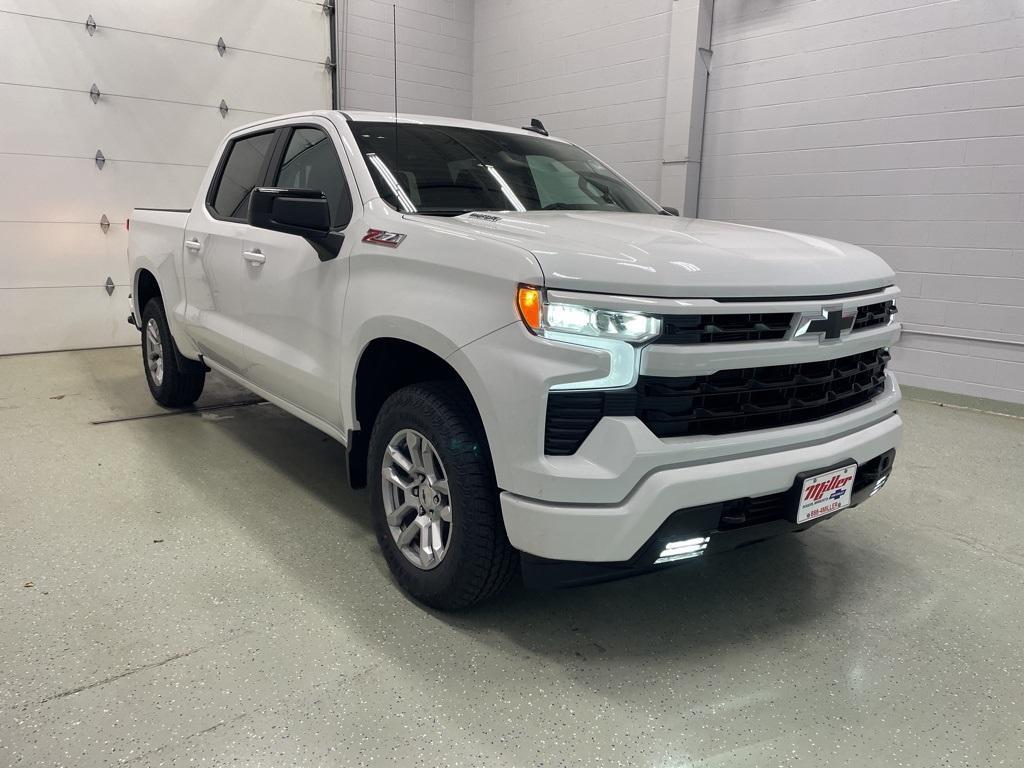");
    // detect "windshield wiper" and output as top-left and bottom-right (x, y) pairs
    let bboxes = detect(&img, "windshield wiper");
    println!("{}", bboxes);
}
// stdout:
(541, 202), (591, 211)
(412, 207), (502, 217)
